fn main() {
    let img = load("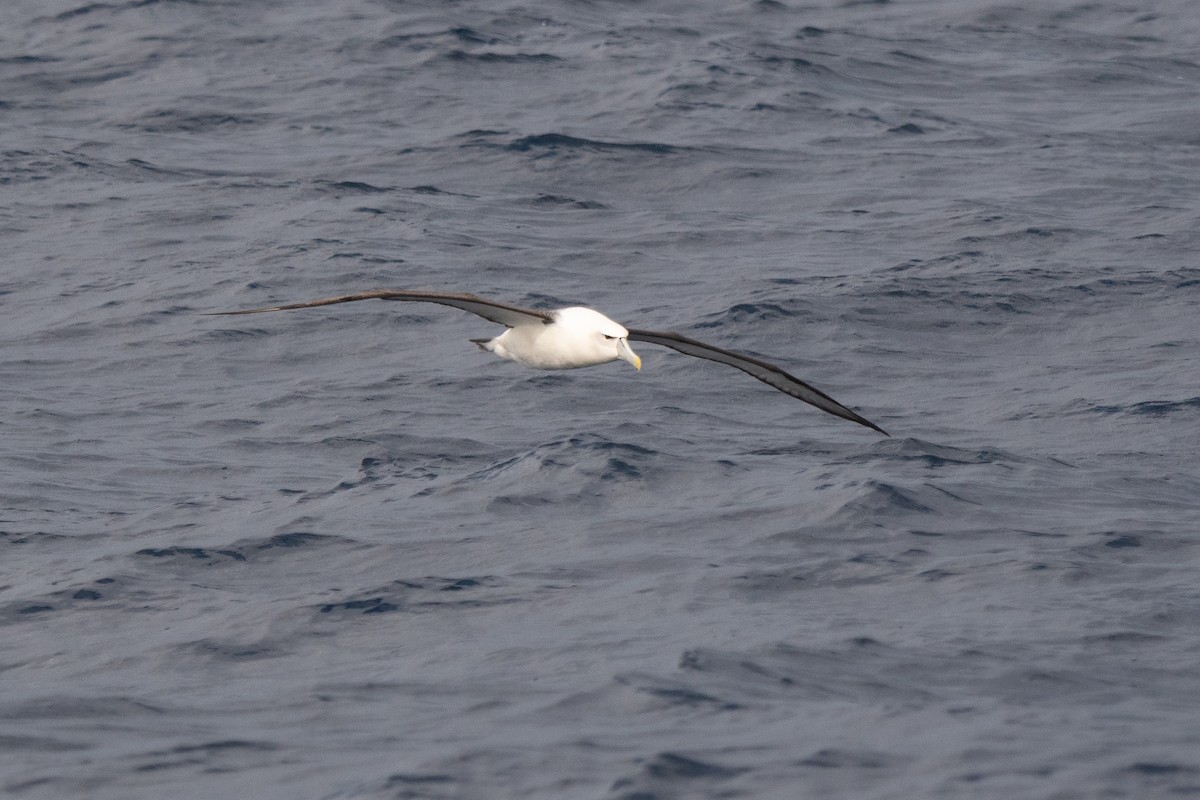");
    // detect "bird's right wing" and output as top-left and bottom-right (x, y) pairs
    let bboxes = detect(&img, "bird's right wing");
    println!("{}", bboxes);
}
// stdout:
(205, 289), (553, 328)
(627, 328), (888, 435)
